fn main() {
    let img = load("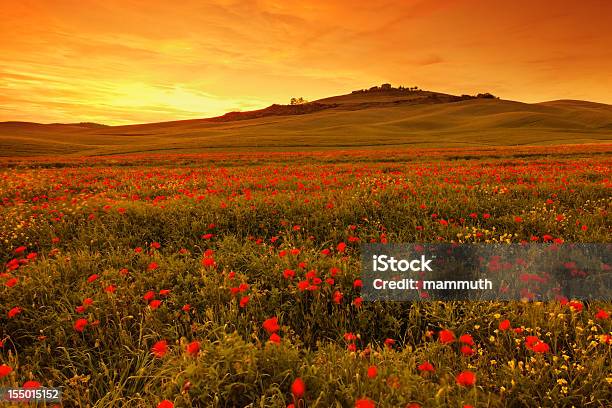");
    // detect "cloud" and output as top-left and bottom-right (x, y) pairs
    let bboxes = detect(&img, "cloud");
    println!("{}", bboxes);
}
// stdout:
(1, 0), (611, 124)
